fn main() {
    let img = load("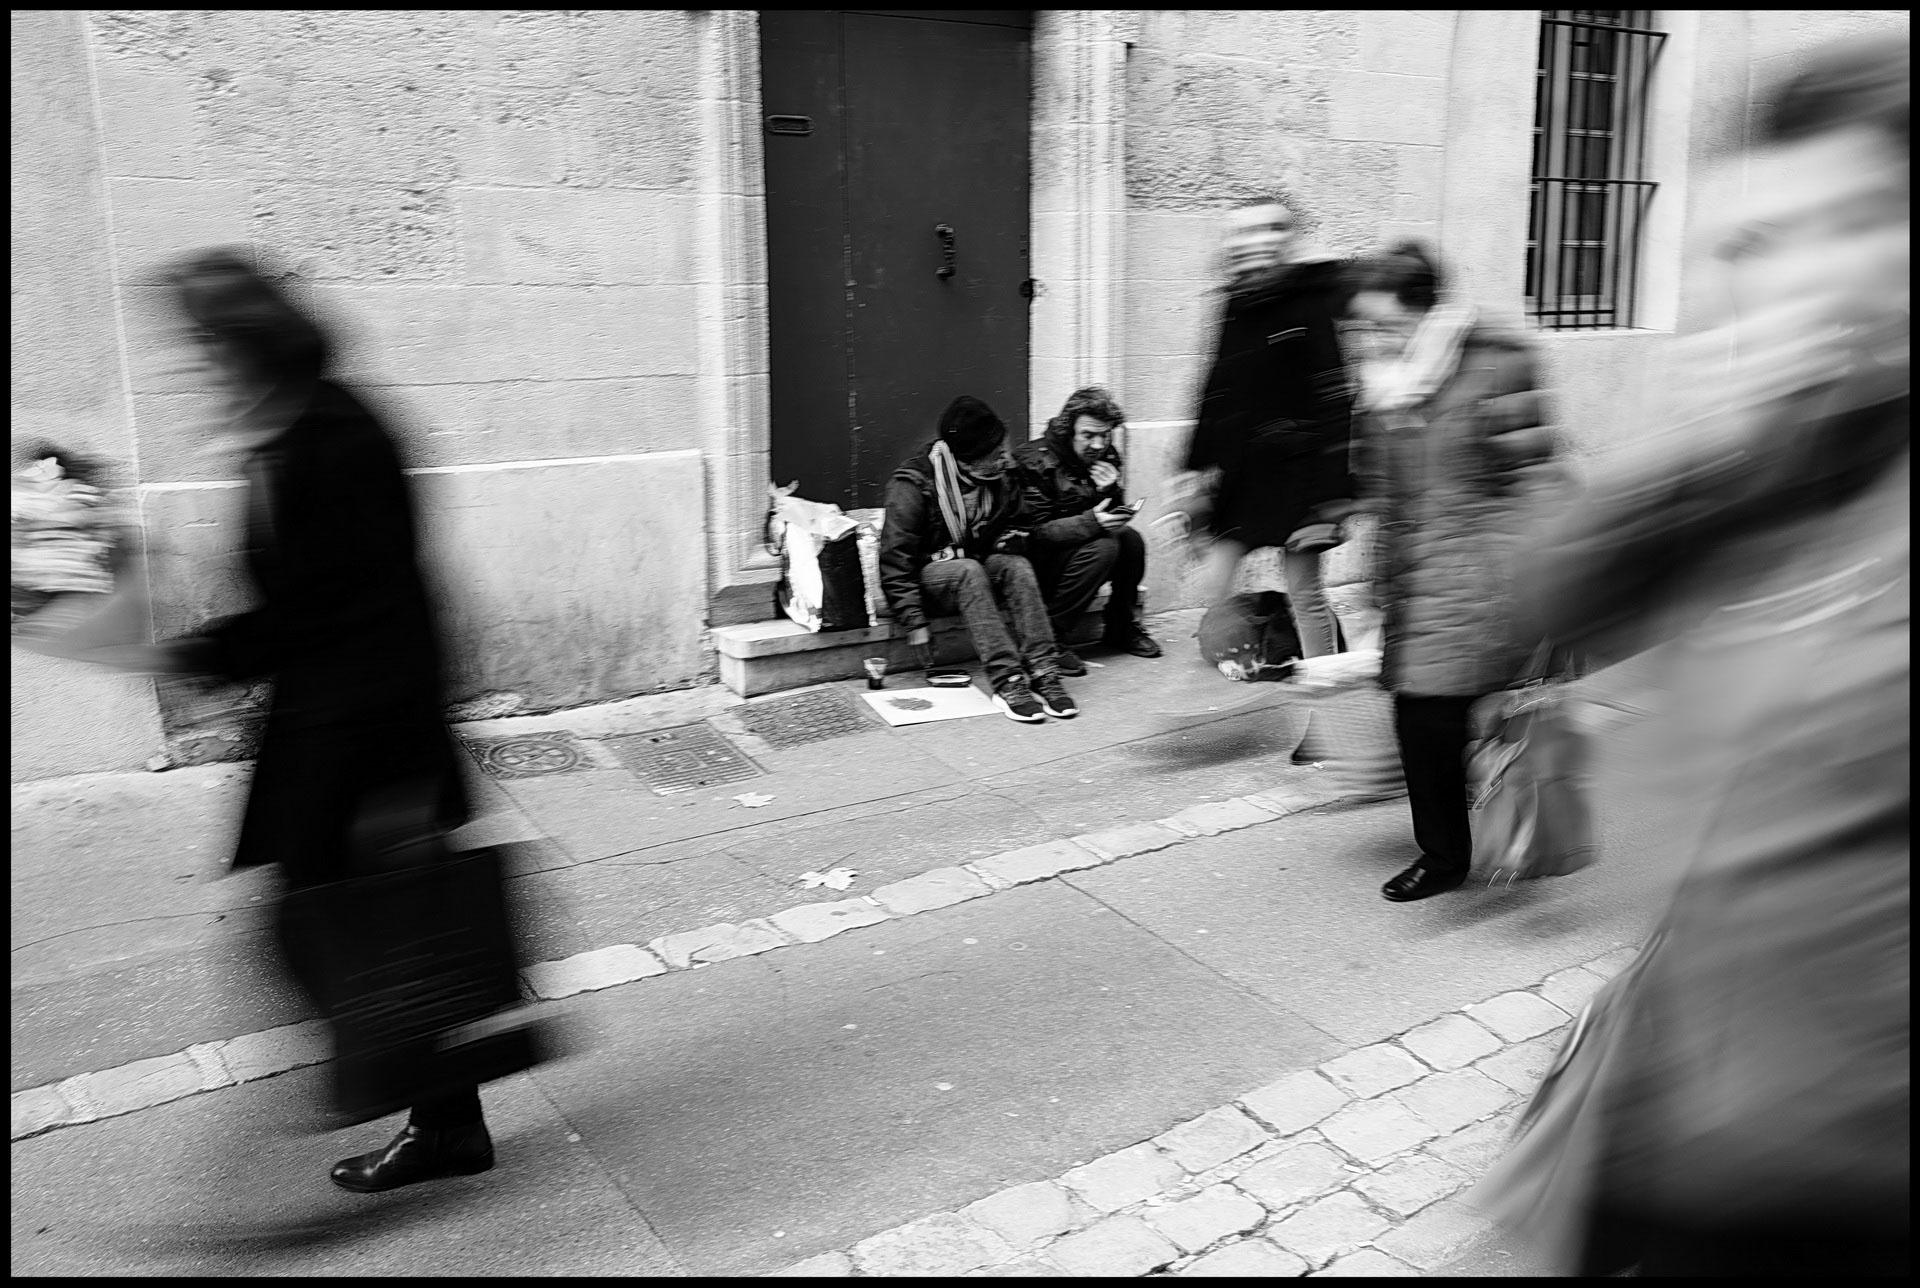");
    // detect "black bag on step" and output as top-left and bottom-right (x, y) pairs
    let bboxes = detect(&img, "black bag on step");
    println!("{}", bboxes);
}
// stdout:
(1197, 590), (1347, 682)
